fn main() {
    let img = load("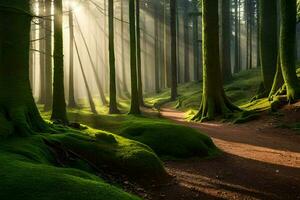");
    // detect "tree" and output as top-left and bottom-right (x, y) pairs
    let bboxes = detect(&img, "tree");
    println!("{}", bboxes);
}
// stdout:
(0, 0), (48, 136)
(192, 0), (239, 121)
(192, 0), (200, 81)
(183, 1), (190, 83)
(44, 0), (53, 111)
(170, 0), (178, 101)
(136, 0), (144, 106)
(108, 0), (119, 114)
(129, 0), (141, 114)
(221, 0), (232, 81)
(279, 0), (300, 101)
(51, 0), (68, 124)
(258, 0), (278, 97)
(234, 0), (240, 73)
(38, 0), (46, 104)
(68, 6), (77, 108)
